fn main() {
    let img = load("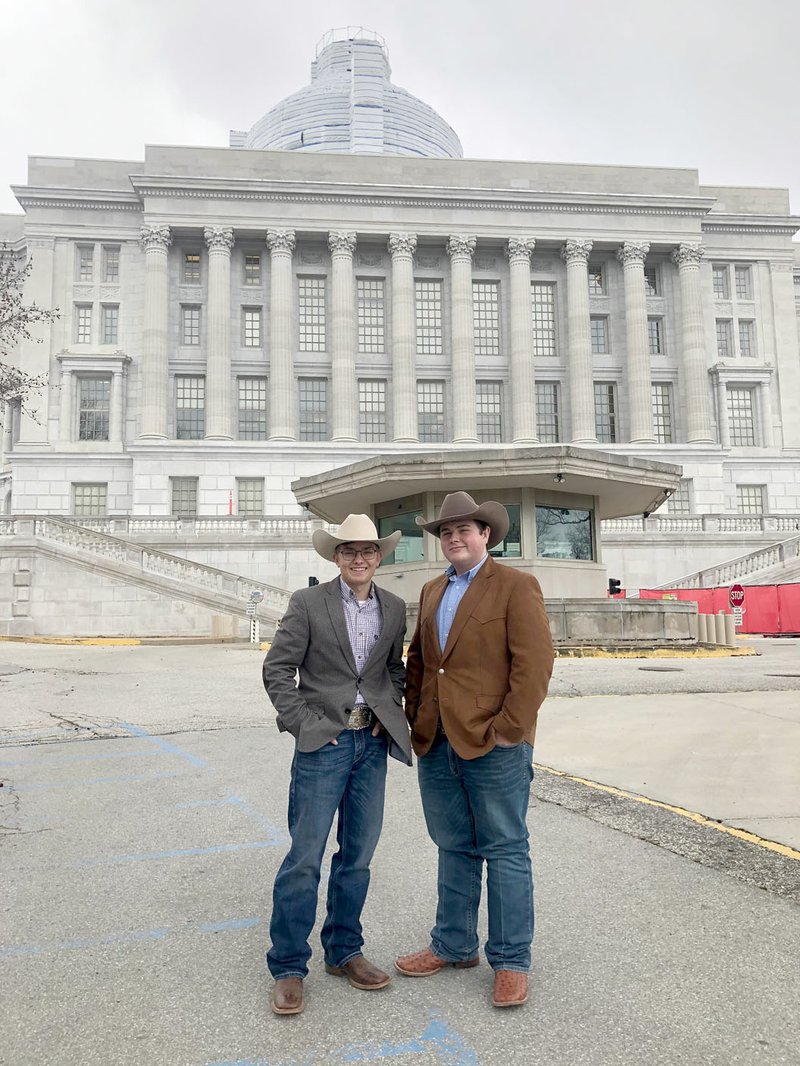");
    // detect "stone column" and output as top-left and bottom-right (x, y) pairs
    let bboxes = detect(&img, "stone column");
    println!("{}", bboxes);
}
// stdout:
(110, 367), (124, 443)
(59, 367), (73, 443)
(714, 376), (730, 448)
(204, 226), (234, 439)
(617, 241), (654, 443)
(388, 232), (418, 443)
(328, 231), (358, 442)
(447, 234), (478, 444)
(2, 403), (13, 458)
(506, 237), (537, 443)
(759, 381), (774, 447)
(671, 243), (714, 443)
(561, 238), (597, 444)
(266, 229), (297, 440)
(138, 224), (172, 438)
